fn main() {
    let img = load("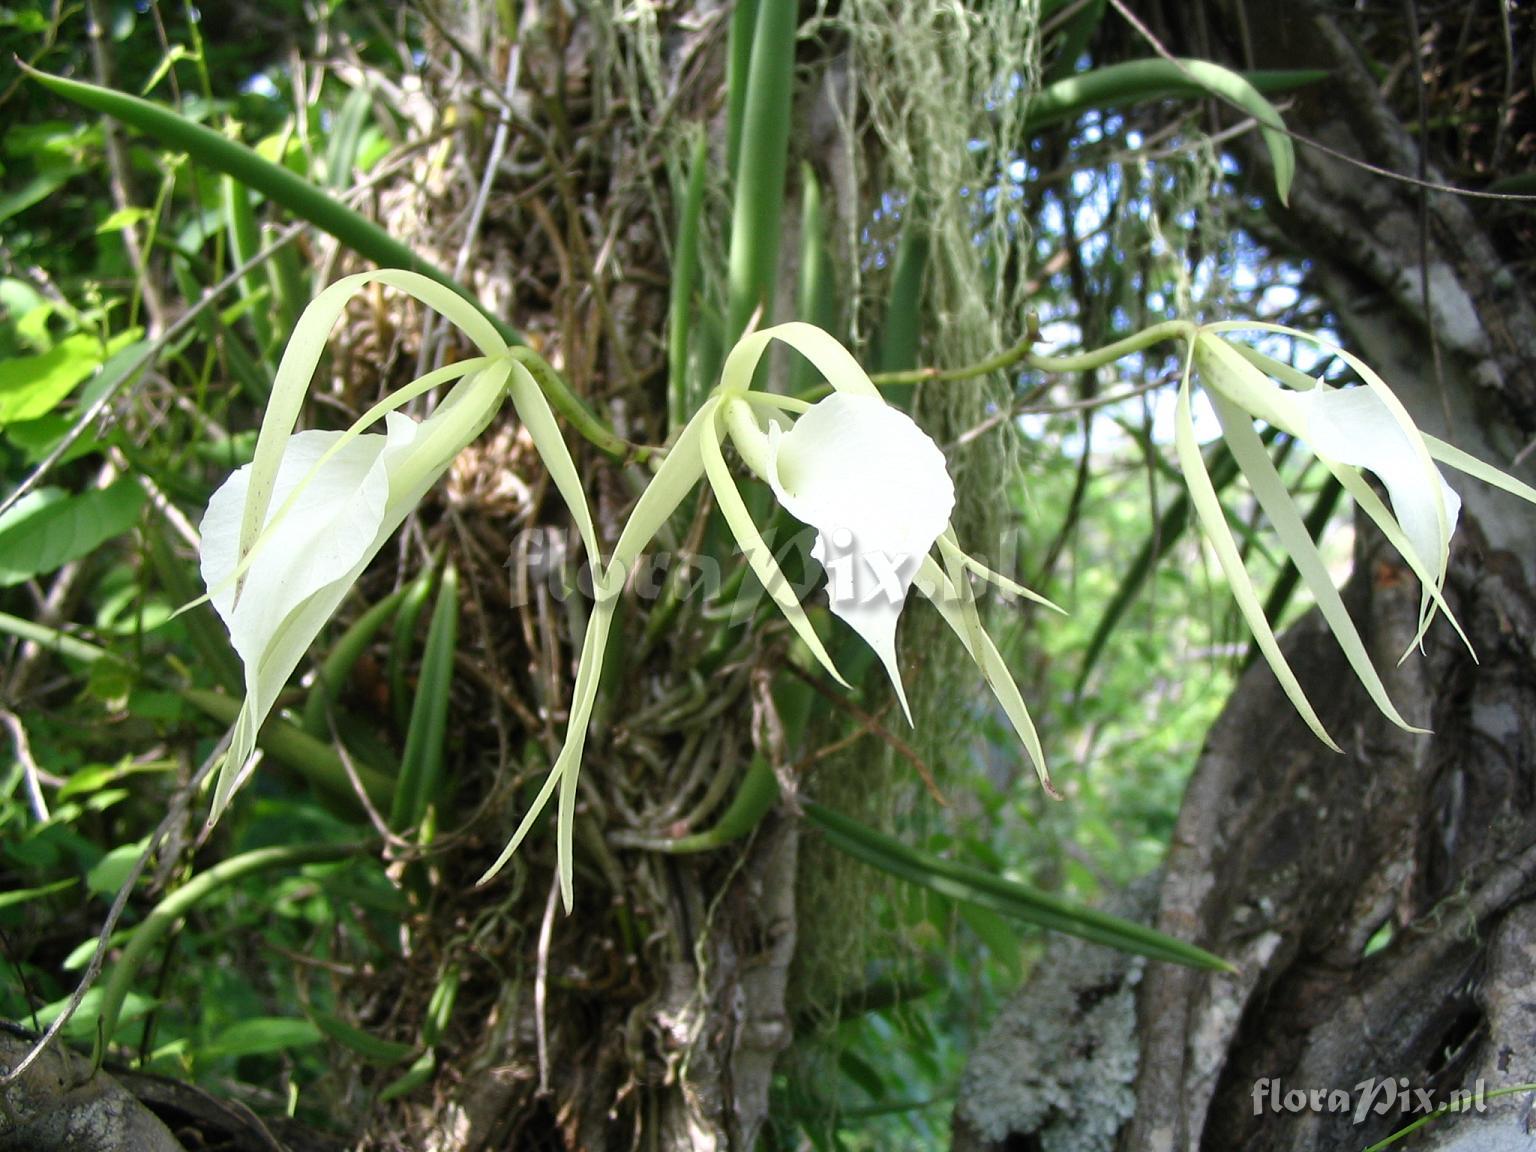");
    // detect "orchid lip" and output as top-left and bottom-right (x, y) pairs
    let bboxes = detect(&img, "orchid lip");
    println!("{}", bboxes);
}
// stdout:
(755, 391), (956, 722)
